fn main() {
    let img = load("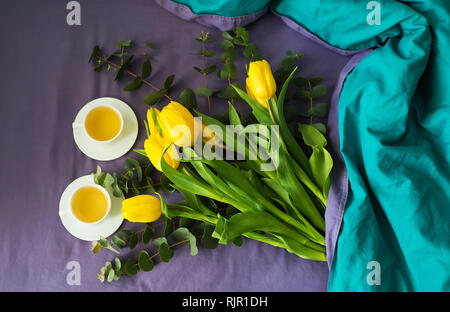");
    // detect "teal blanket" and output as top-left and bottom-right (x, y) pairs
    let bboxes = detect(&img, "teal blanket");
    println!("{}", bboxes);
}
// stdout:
(172, 0), (450, 291)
